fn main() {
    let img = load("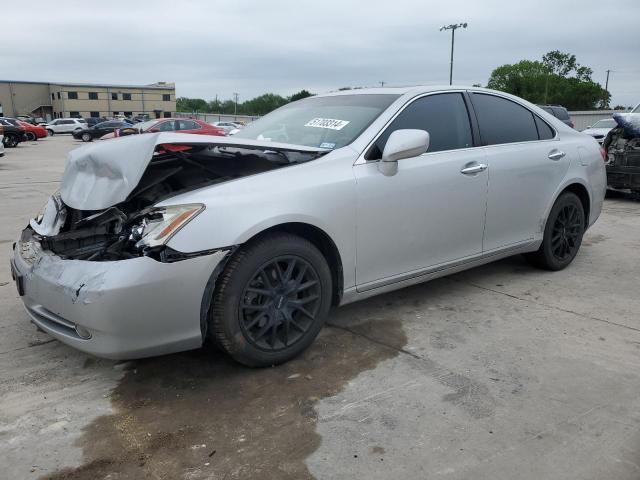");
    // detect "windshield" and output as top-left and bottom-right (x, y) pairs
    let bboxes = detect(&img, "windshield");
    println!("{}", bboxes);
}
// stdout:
(592, 119), (616, 128)
(233, 94), (400, 149)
